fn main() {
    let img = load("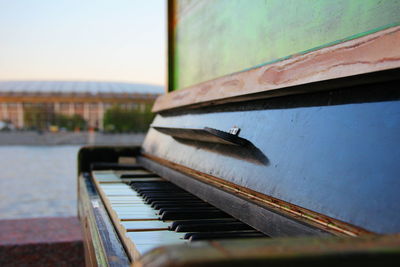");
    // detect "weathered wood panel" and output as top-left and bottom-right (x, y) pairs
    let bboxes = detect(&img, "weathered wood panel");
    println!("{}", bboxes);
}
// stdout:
(171, 0), (400, 91)
(145, 85), (400, 234)
(156, 25), (400, 112)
